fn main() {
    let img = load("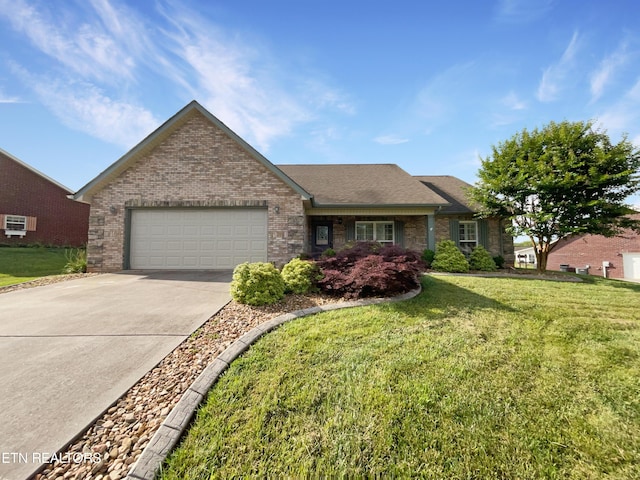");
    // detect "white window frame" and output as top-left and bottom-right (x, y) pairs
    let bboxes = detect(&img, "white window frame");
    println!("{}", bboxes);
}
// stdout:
(5, 215), (27, 231)
(355, 221), (394, 244)
(459, 221), (478, 255)
(4, 215), (27, 238)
